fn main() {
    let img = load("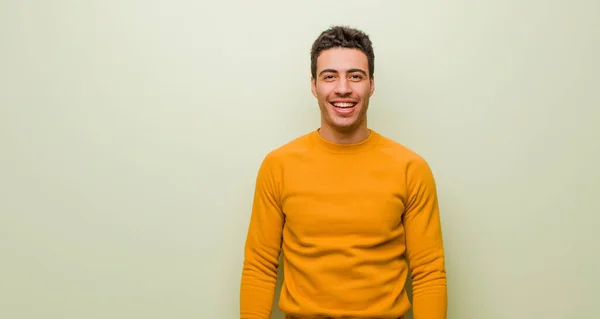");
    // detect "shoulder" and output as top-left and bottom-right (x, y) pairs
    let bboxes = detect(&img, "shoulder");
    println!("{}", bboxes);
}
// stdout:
(263, 131), (314, 161)
(375, 133), (428, 166)
(258, 131), (314, 170)
(373, 132), (436, 182)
